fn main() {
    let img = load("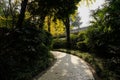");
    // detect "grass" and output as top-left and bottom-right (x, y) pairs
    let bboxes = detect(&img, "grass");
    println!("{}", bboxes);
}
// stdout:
(53, 49), (118, 80)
